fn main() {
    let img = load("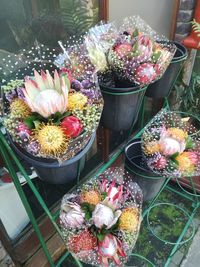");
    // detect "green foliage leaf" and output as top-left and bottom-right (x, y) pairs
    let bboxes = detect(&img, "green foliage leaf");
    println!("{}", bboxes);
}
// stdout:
(81, 202), (95, 220)
(132, 28), (139, 38)
(170, 152), (179, 160)
(185, 136), (195, 149)
(33, 120), (41, 129)
(97, 233), (105, 241)
(152, 51), (162, 63)
(192, 19), (200, 34)
(24, 114), (40, 129)
(59, 0), (98, 36)
(49, 111), (71, 125)
(101, 192), (107, 200)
